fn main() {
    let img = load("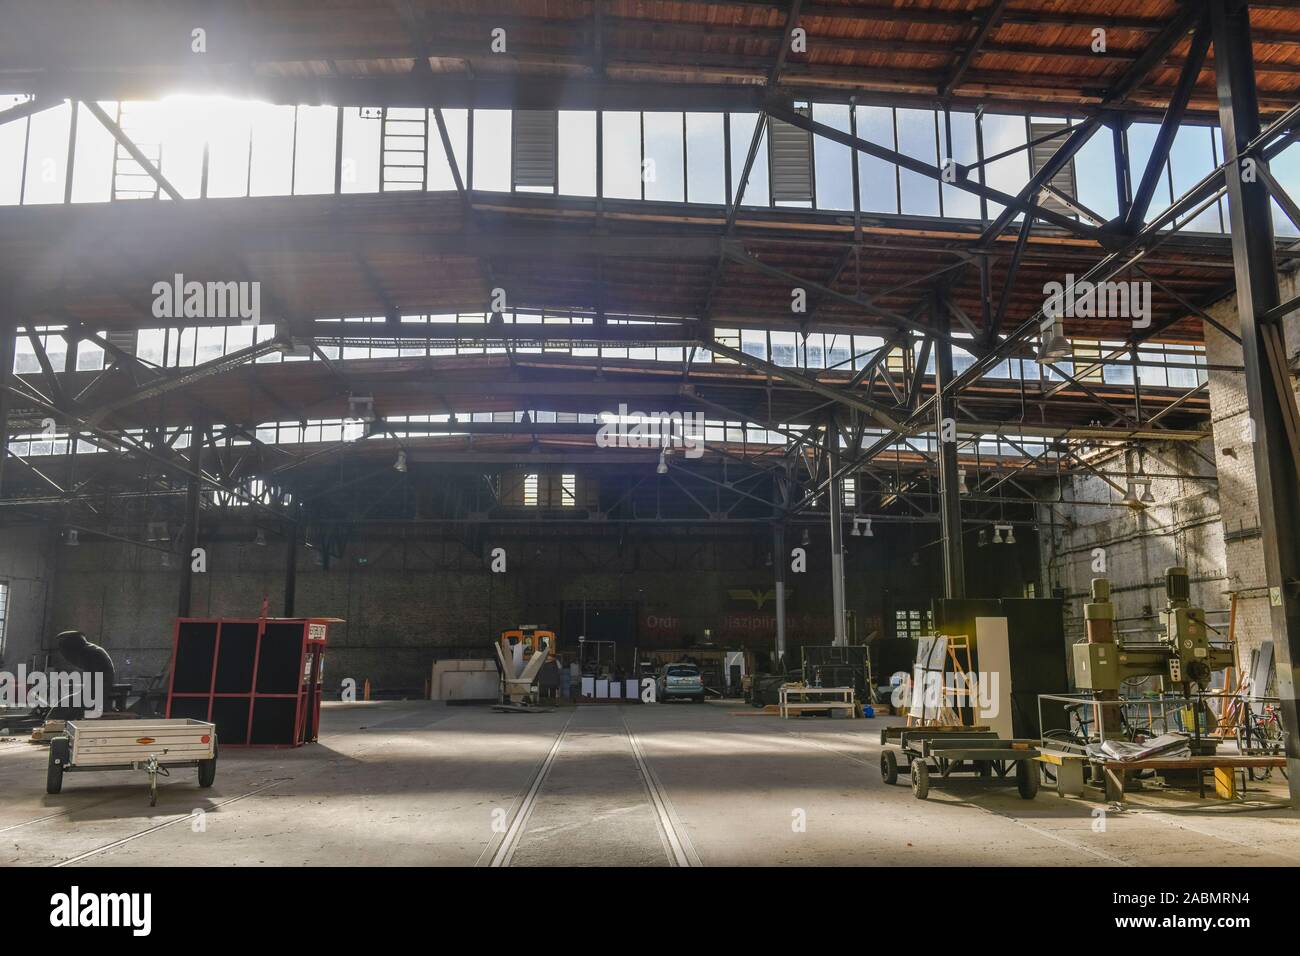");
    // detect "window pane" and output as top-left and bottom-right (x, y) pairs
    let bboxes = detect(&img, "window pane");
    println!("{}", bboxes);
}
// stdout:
(685, 112), (725, 204)
(643, 112), (684, 202)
